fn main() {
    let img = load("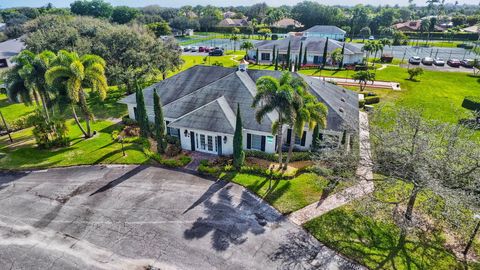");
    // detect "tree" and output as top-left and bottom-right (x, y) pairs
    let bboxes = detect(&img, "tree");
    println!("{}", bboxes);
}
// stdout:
(233, 104), (245, 170)
(303, 46), (308, 66)
(274, 48), (279, 70)
(321, 37), (329, 68)
(240, 41), (254, 55)
(362, 40), (375, 65)
(286, 41), (291, 71)
(111, 6), (139, 24)
(379, 38), (392, 56)
(153, 90), (166, 154)
(70, 0), (113, 18)
(291, 2), (345, 28)
(420, 18), (431, 45)
(258, 28), (271, 39)
(255, 48), (259, 65)
(352, 70), (375, 91)
(407, 67), (424, 81)
(169, 16), (199, 33)
(135, 84), (149, 138)
(297, 42), (303, 70)
(338, 43), (345, 69)
(253, 74), (295, 168)
(147, 21), (172, 37)
(272, 45), (276, 65)
(360, 26), (371, 43)
(330, 48), (343, 67)
(230, 35), (240, 52)
(46, 50), (108, 138)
